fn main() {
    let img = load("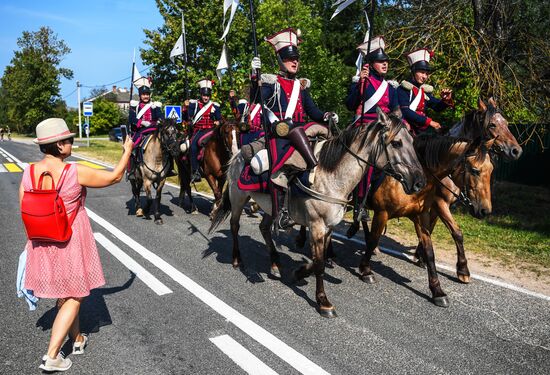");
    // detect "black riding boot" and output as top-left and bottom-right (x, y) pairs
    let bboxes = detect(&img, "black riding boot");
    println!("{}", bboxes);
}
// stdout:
(127, 151), (136, 181)
(166, 156), (177, 177)
(288, 127), (318, 168)
(271, 185), (294, 233)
